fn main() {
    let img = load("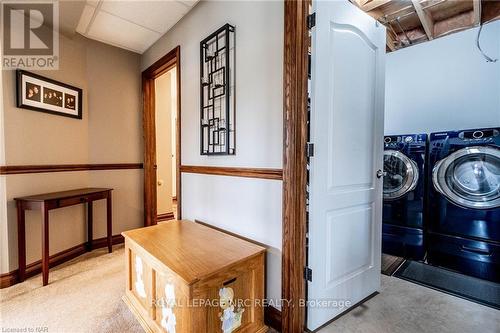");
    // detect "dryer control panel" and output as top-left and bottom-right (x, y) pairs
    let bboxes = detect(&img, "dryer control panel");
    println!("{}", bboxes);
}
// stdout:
(430, 127), (500, 150)
(459, 129), (499, 143)
(384, 134), (427, 149)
